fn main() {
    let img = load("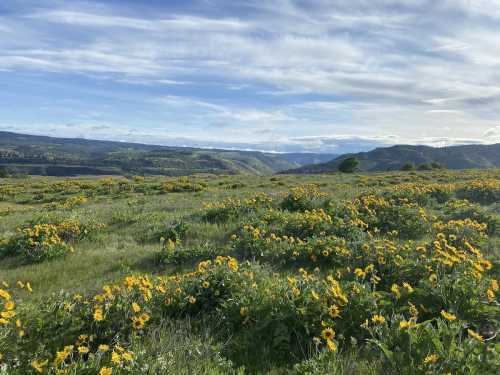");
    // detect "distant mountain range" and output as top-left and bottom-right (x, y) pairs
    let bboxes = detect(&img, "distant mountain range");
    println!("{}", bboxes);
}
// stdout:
(284, 143), (500, 174)
(0, 131), (337, 176)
